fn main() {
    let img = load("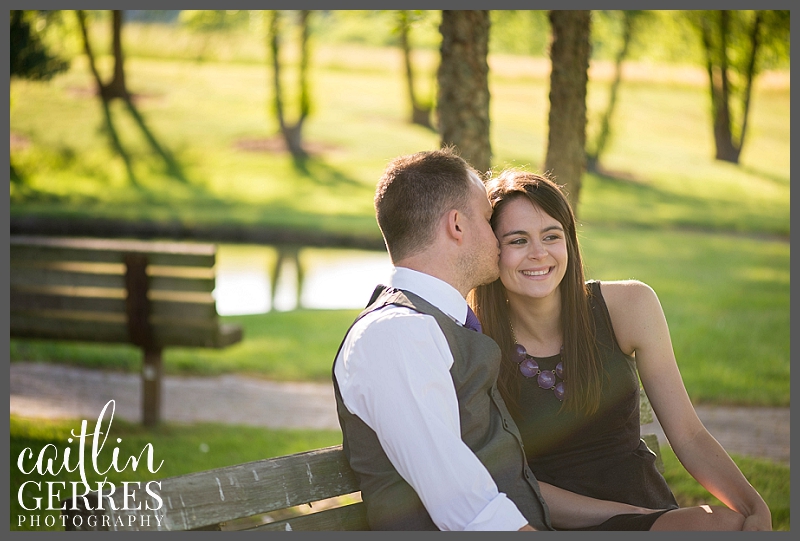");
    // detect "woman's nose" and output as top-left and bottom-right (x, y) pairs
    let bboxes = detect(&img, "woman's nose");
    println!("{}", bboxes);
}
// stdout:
(528, 241), (547, 259)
